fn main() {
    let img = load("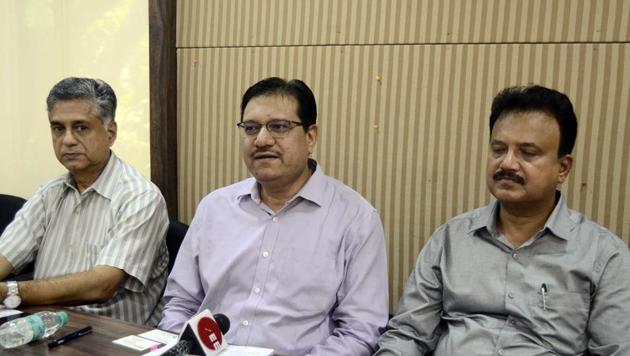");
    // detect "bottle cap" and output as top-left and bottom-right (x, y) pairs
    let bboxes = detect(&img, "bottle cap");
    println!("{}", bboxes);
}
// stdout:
(56, 311), (69, 326)
(25, 315), (45, 340)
